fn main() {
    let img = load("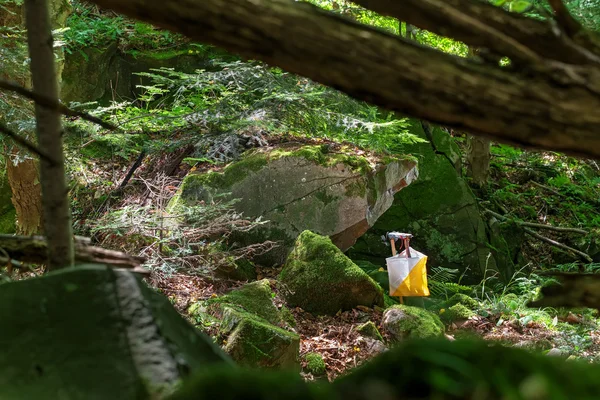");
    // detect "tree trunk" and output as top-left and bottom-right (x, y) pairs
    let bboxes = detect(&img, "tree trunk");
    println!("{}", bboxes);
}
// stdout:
(466, 134), (491, 188)
(24, 0), (73, 270)
(5, 153), (43, 235)
(87, 0), (600, 159)
(1, 0), (70, 236)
